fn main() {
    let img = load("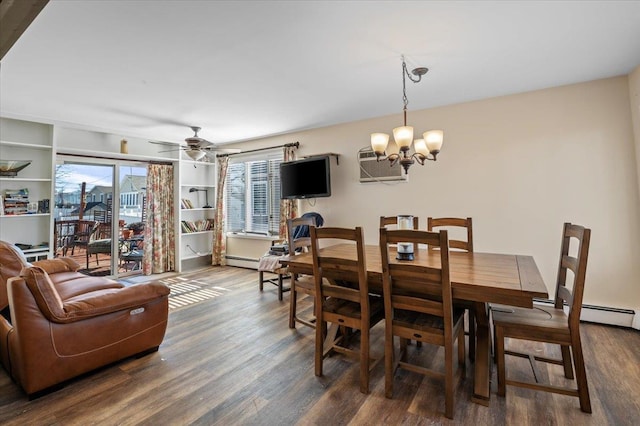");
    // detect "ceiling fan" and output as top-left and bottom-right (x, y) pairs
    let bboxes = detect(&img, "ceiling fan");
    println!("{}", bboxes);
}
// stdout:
(149, 126), (240, 161)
